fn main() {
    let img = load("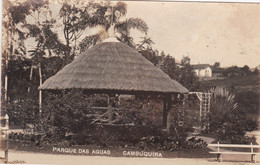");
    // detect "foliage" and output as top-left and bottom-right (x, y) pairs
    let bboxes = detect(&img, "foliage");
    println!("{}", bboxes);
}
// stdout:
(168, 99), (196, 138)
(9, 132), (56, 147)
(79, 2), (149, 50)
(253, 67), (259, 74)
(5, 56), (64, 126)
(139, 49), (200, 91)
(235, 91), (259, 116)
(6, 98), (37, 126)
(159, 55), (179, 80)
(119, 96), (163, 127)
(178, 56), (200, 91)
(138, 48), (160, 66)
(58, 1), (101, 64)
(137, 136), (207, 151)
(136, 37), (154, 51)
(216, 110), (257, 144)
(220, 65), (256, 77)
(208, 87), (257, 144)
(42, 90), (103, 137)
(210, 87), (238, 112)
